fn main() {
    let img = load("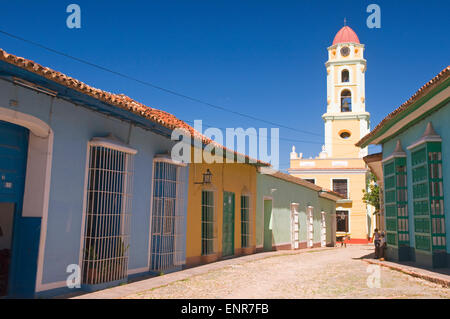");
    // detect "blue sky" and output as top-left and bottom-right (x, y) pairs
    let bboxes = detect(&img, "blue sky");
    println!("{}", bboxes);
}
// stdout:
(0, 0), (449, 170)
